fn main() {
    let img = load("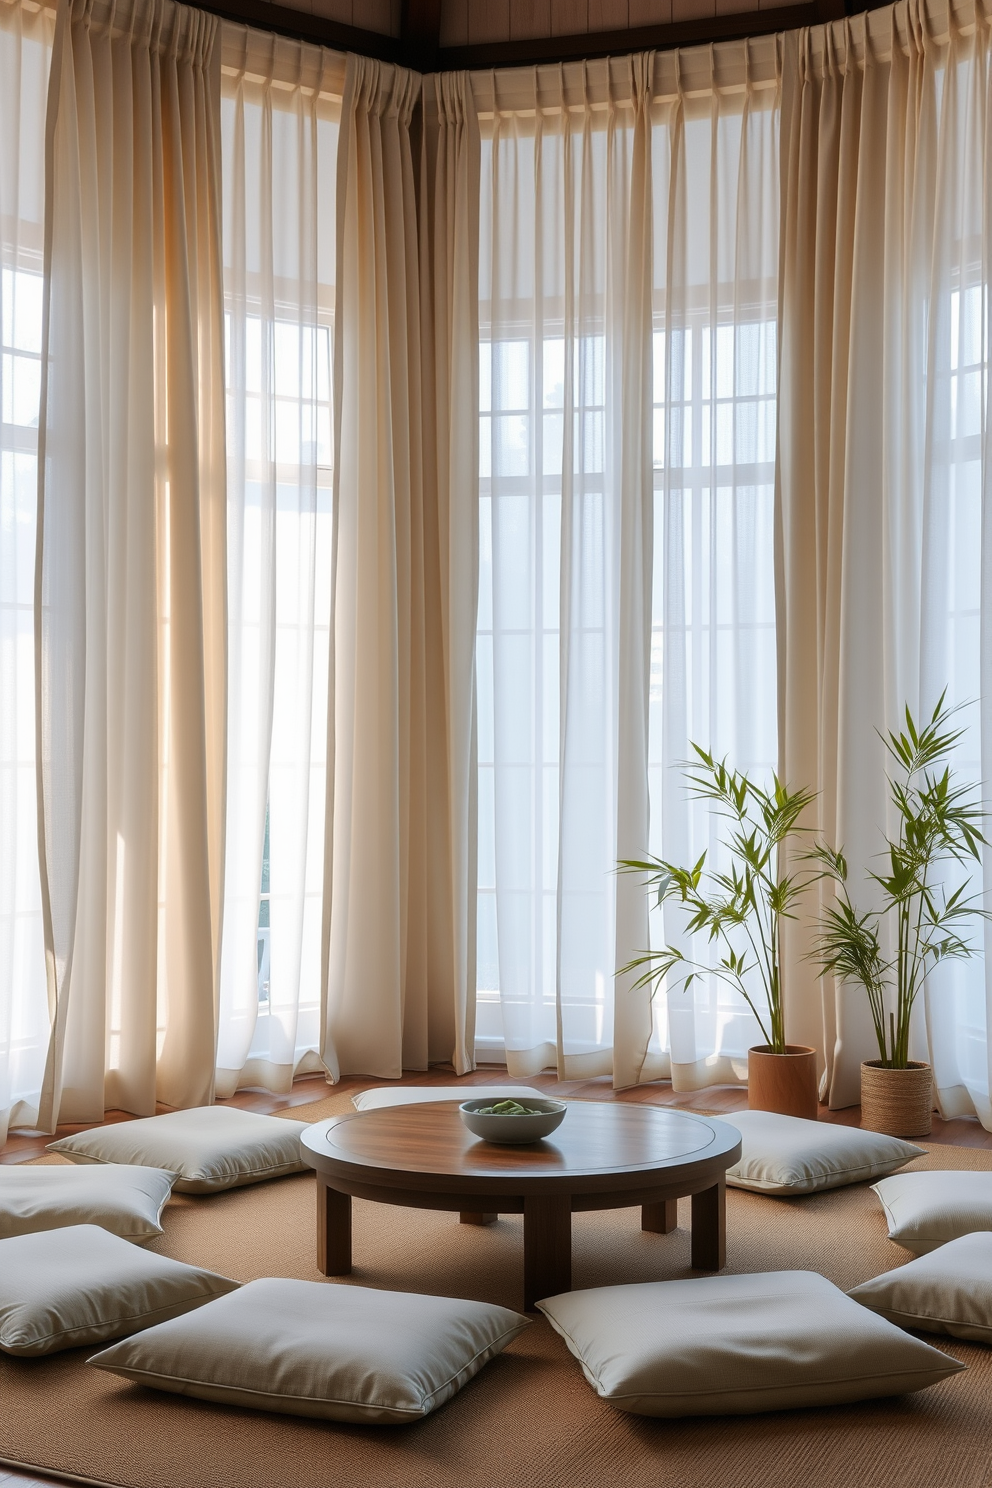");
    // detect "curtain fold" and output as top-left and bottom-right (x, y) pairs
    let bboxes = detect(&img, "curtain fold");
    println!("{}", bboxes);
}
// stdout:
(777, 0), (992, 1121)
(215, 27), (338, 1097)
(321, 56), (480, 1078)
(419, 72), (482, 1075)
(0, 0), (54, 1145)
(36, 0), (226, 1126)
